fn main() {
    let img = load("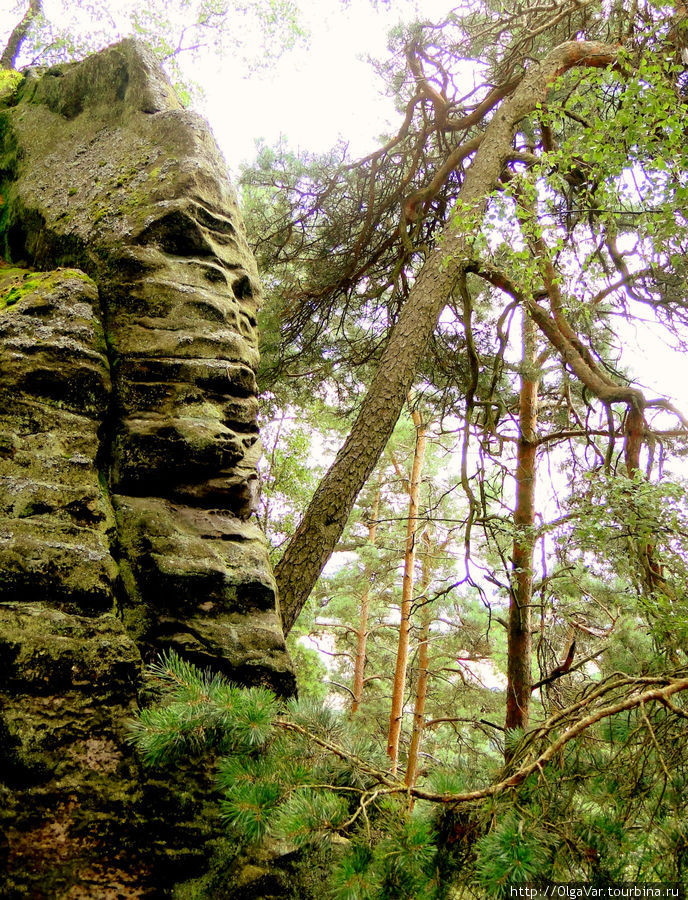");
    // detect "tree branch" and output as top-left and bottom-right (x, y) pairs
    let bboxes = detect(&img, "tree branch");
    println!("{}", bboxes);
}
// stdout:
(1, 0), (42, 70)
(275, 39), (620, 635)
